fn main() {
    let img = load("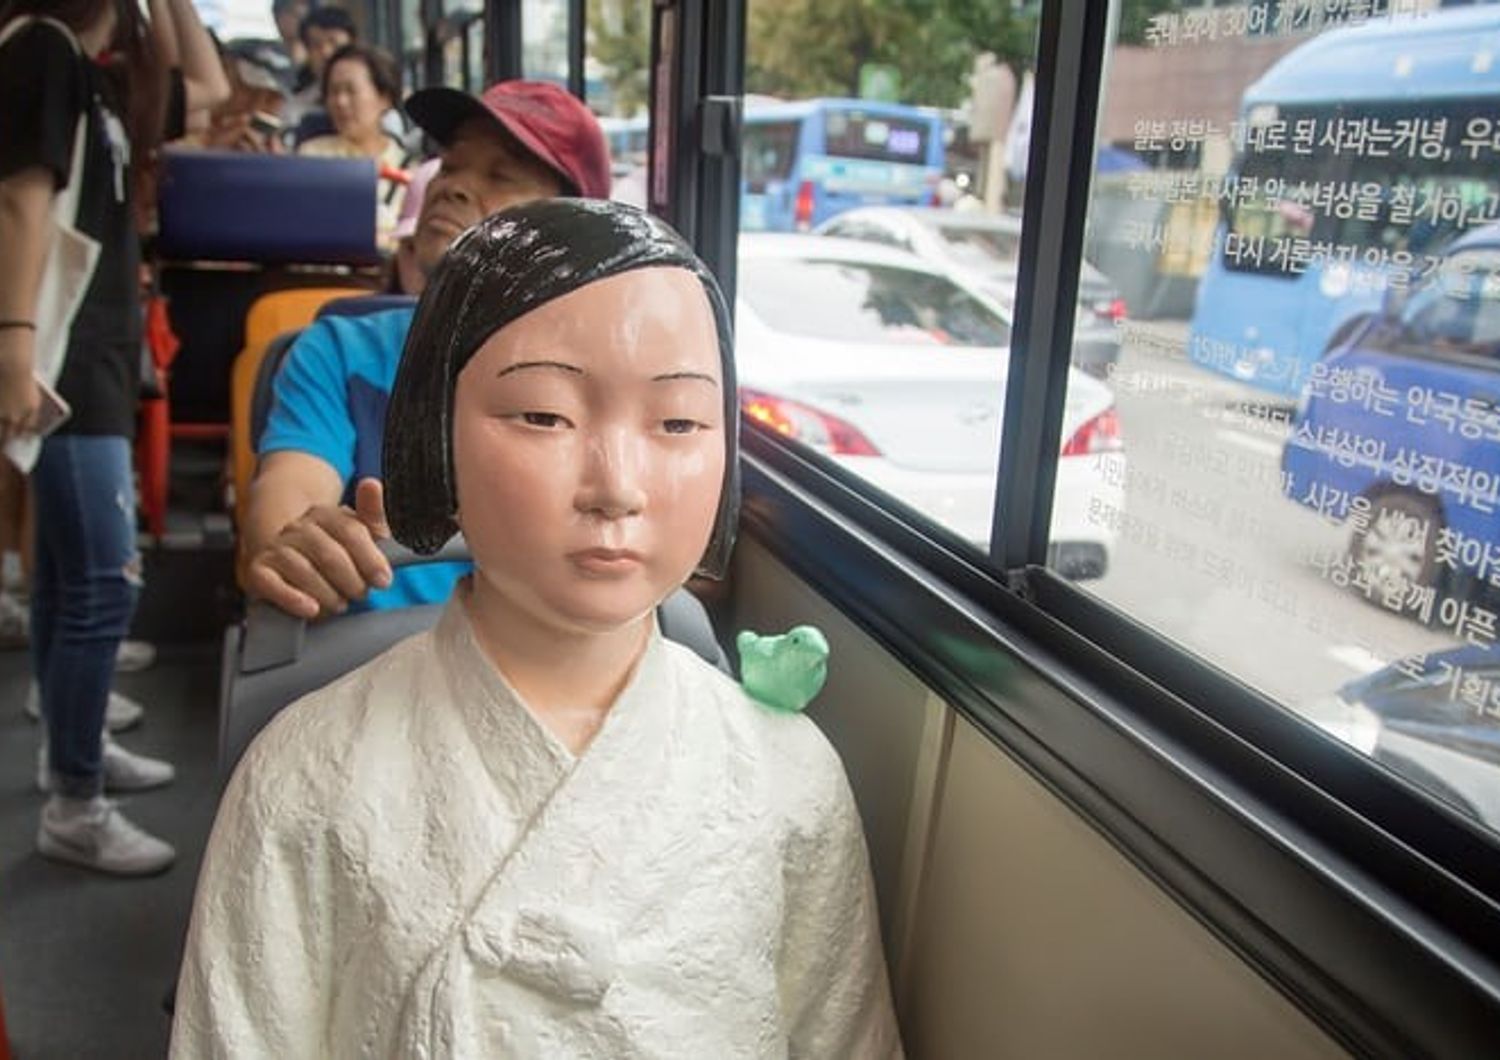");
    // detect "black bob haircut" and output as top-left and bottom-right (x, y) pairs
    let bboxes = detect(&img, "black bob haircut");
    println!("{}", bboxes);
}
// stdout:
(383, 198), (740, 579)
